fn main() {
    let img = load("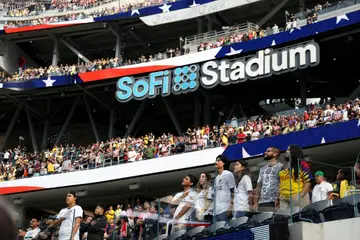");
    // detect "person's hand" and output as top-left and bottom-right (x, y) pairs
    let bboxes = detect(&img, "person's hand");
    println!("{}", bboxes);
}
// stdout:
(253, 203), (258, 212)
(275, 198), (280, 209)
(182, 191), (189, 198)
(226, 209), (232, 218)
